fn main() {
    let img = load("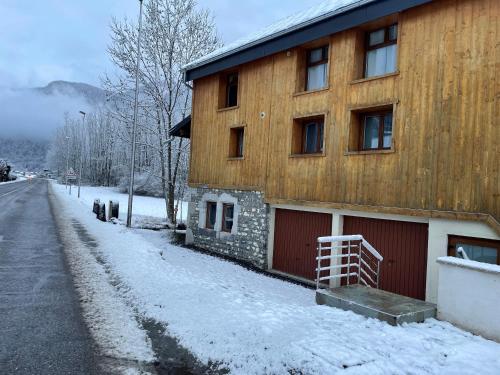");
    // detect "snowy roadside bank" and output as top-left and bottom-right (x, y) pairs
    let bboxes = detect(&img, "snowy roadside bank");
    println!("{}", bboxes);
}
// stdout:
(61, 184), (188, 222)
(0, 176), (27, 185)
(51, 182), (500, 375)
